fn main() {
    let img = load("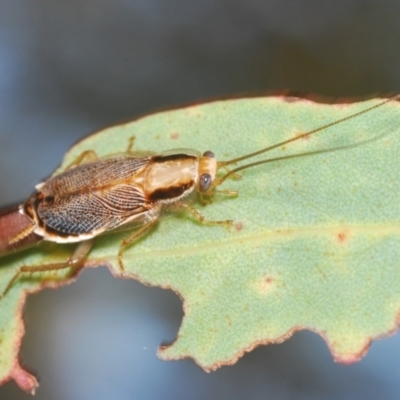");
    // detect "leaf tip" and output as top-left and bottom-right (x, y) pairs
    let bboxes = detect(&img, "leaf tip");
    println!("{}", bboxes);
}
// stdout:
(10, 363), (39, 395)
